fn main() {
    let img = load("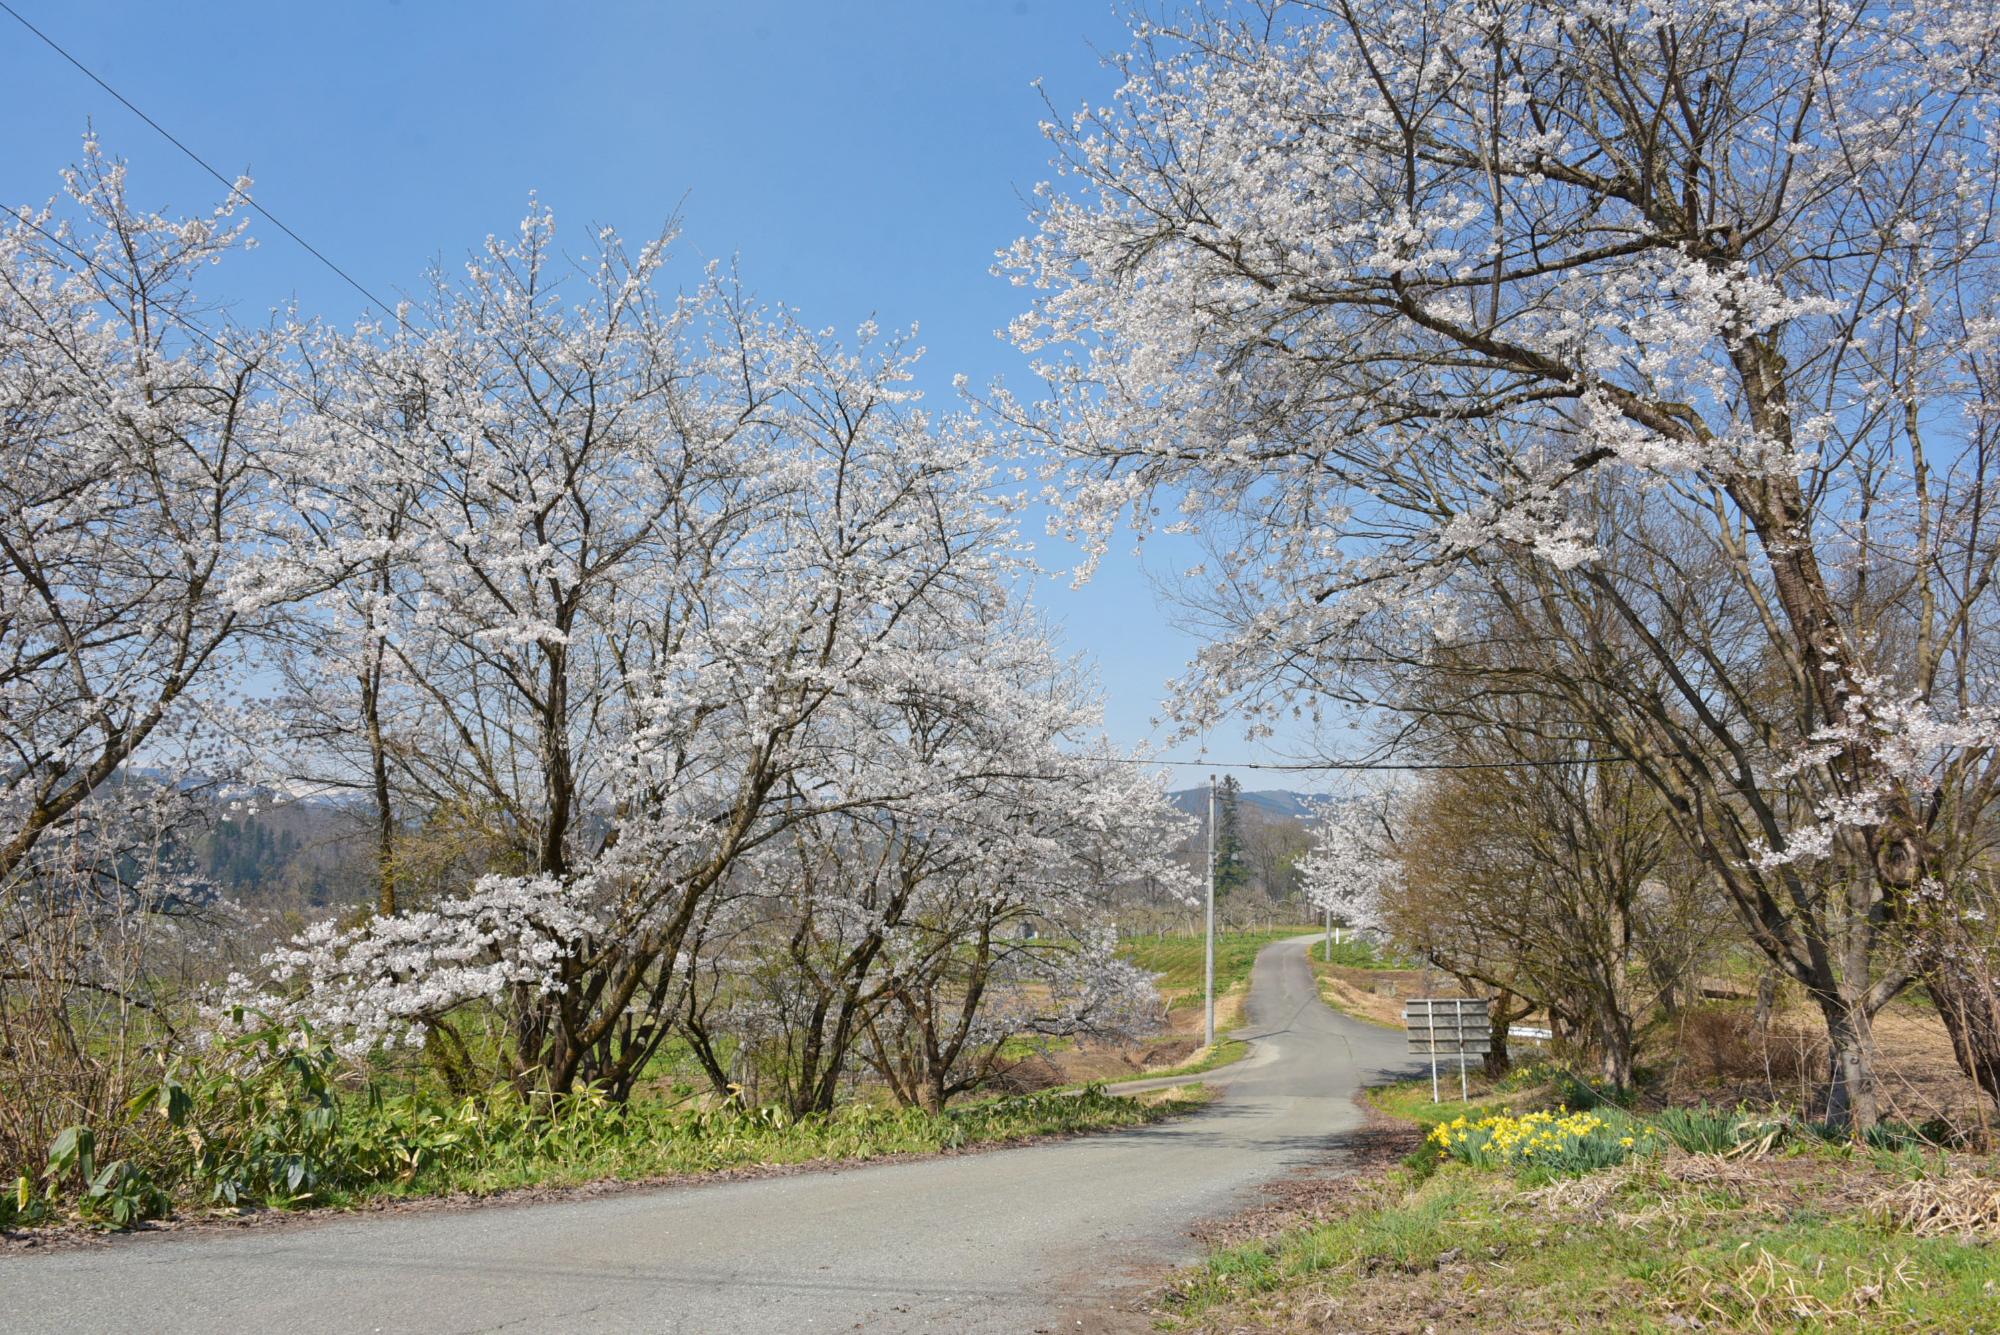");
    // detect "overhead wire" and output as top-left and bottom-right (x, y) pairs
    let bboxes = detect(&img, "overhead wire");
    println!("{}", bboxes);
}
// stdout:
(1095, 752), (1642, 771)
(0, 7), (1700, 783)
(0, 0), (400, 320)
(4, 207), (405, 458)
